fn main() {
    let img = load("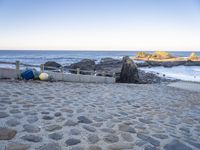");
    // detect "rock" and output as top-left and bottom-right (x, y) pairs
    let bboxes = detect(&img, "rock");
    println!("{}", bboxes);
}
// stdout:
(23, 124), (40, 133)
(145, 145), (159, 150)
(49, 132), (63, 140)
(64, 120), (78, 126)
(27, 116), (38, 123)
(5, 143), (29, 150)
(44, 61), (61, 70)
(152, 134), (168, 139)
(77, 116), (93, 124)
(70, 129), (81, 135)
(88, 134), (100, 144)
(42, 115), (54, 120)
(37, 143), (61, 150)
(41, 111), (50, 114)
(6, 119), (20, 126)
(69, 59), (96, 74)
(185, 140), (200, 149)
(21, 135), (42, 142)
(108, 143), (134, 150)
(164, 140), (192, 150)
(65, 138), (81, 146)
(45, 124), (62, 131)
(54, 112), (62, 117)
(101, 128), (115, 133)
(9, 109), (21, 113)
(121, 132), (134, 142)
(70, 147), (84, 150)
(118, 56), (139, 83)
(0, 112), (9, 118)
(118, 124), (136, 133)
(137, 133), (160, 146)
(95, 57), (122, 76)
(179, 127), (190, 133)
(89, 145), (102, 150)
(83, 125), (96, 132)
(0, 128), (17, 140)
(103, 134), (119, 143)
(139, 118), (153, 124)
